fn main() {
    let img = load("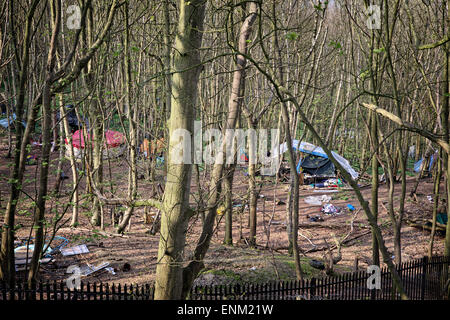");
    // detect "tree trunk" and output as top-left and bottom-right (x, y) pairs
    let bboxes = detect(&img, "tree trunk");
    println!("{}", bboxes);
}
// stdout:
(370, 111), (380, 266)
(223, 164), (236, 246)
(154, 0), (206, 300)
(181, 2), (258, 298)
(428, 148), (442, 258)
(247, 118), (257, 247)
(27, 0), (61, 287)
(0, 0), (41, 287)
(117, 2), (138, 234)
